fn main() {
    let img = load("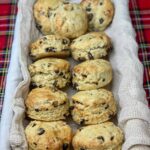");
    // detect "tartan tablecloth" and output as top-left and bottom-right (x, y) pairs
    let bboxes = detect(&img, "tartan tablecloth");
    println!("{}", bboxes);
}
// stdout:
(0, 0), (150, 119)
